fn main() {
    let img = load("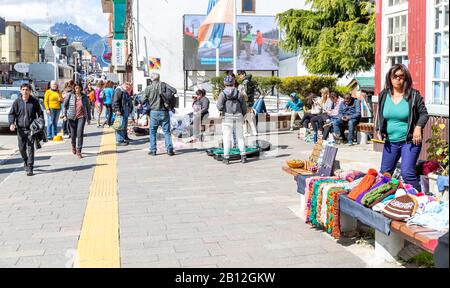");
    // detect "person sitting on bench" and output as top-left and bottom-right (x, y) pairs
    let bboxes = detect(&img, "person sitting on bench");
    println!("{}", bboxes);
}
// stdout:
(332, 94), (361, 146)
